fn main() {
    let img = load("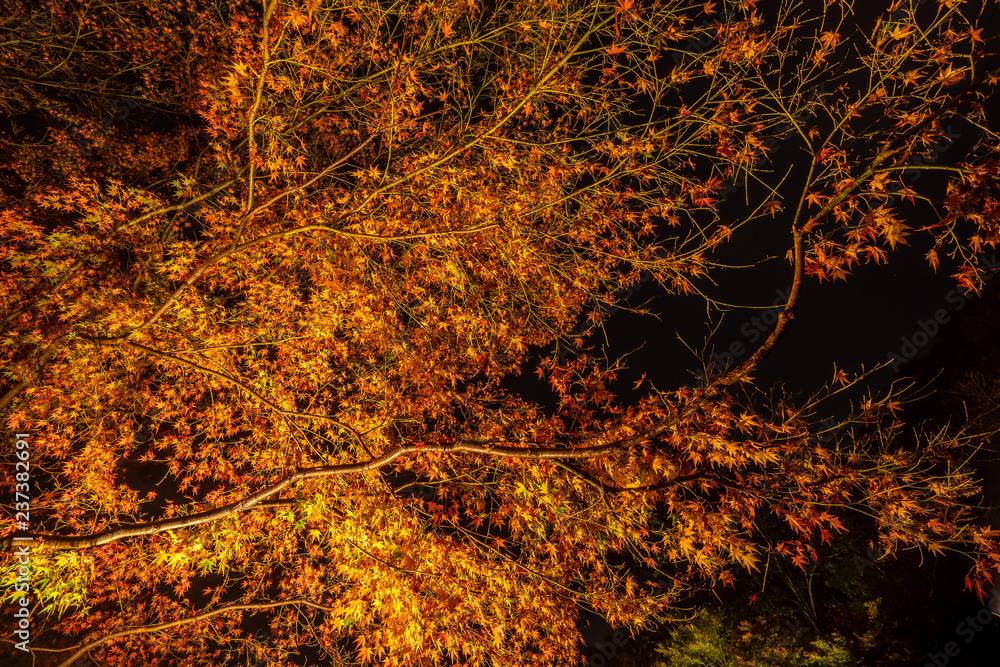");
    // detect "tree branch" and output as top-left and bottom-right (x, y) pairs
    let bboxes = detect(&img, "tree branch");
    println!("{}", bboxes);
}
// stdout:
(1, 432), (700, 551)
(52, 597), (334, 667)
